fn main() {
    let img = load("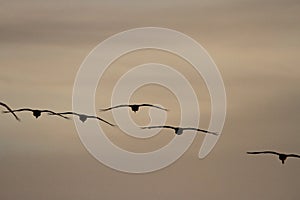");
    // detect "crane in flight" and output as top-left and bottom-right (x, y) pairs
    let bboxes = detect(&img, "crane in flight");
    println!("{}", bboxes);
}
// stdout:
(51, 112), (115, 126)
(3, 108), (70, 119)
(247, 151), (300, 164)
(141, 125), (218, 136)
(100, 104), (168, 113)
